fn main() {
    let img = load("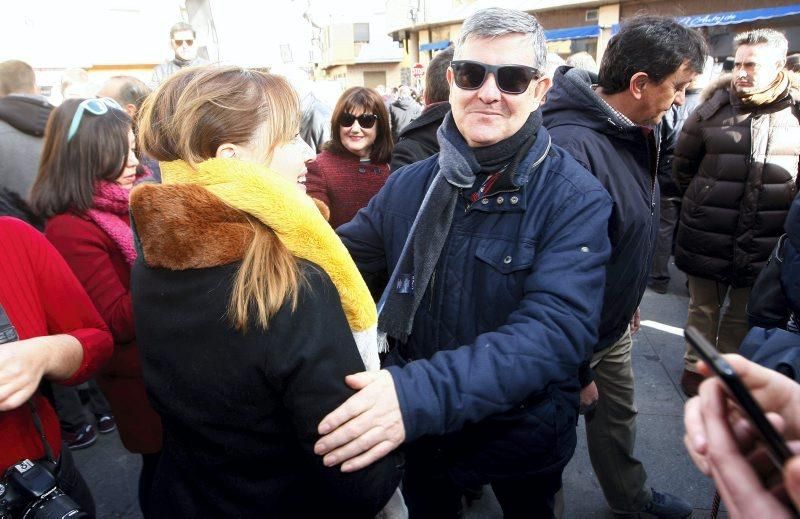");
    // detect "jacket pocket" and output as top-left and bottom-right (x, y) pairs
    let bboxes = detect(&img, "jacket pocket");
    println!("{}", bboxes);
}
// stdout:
(473, 238), (536, 325)
(475, 238), (536, 274)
